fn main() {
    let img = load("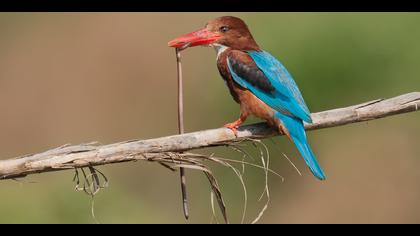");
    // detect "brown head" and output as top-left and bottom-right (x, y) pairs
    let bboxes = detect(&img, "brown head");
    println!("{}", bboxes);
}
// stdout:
(168, 16), (260, 51)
